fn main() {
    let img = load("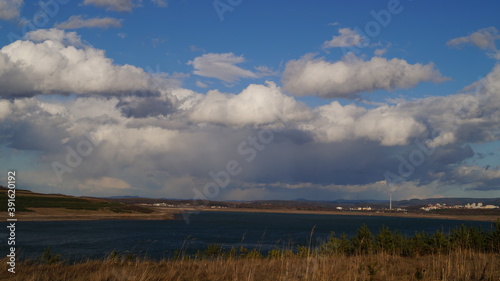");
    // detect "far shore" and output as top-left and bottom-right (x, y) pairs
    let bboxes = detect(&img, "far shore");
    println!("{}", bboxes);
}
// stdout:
(197, 207), (500, 223)
(3, 207), (177, 222)
(4, 206), (499, 222)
